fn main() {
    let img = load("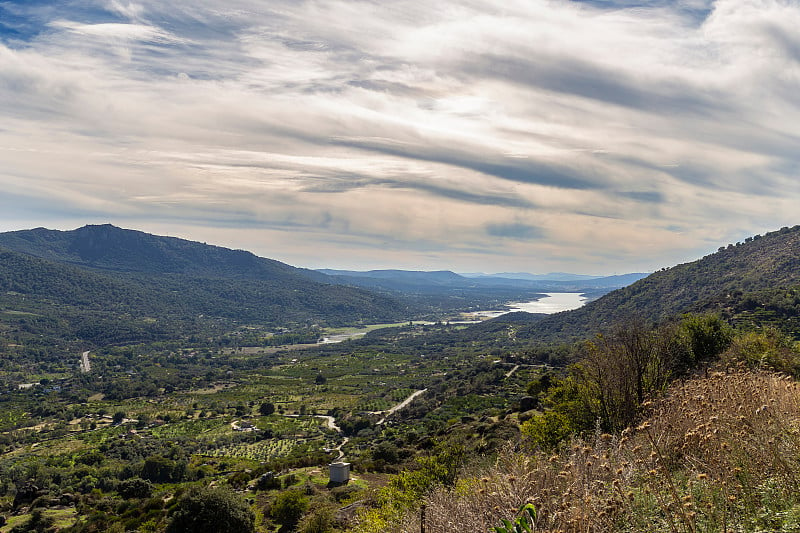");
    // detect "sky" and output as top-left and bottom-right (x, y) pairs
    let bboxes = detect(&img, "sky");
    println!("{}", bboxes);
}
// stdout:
(1, 0), (799, 275)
